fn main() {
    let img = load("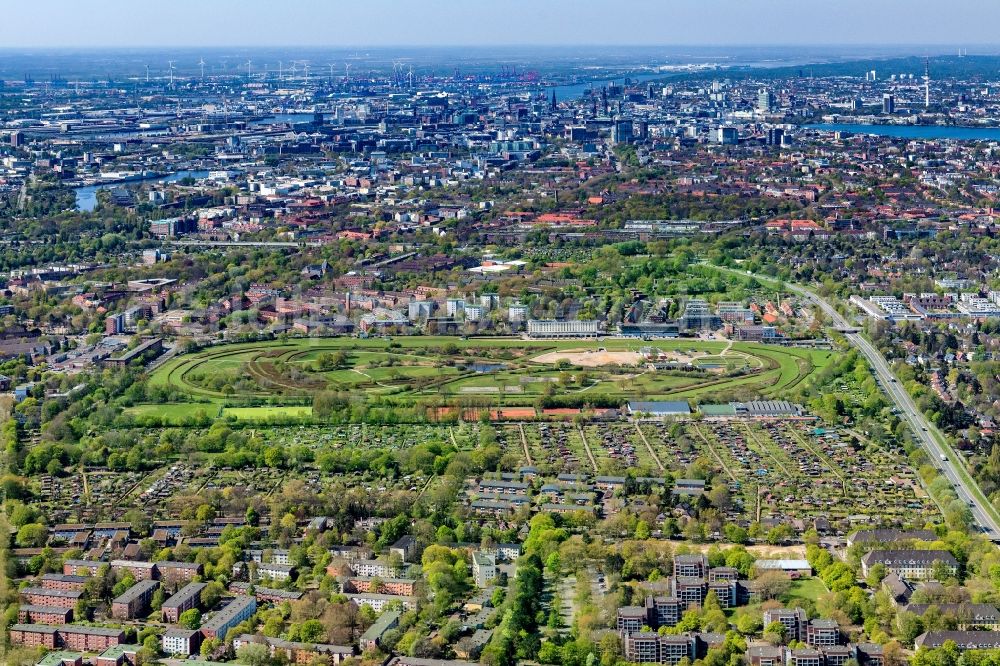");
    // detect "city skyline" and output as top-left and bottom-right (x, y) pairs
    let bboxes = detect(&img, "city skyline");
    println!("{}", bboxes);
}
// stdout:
(3, 0), (1000, 48)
